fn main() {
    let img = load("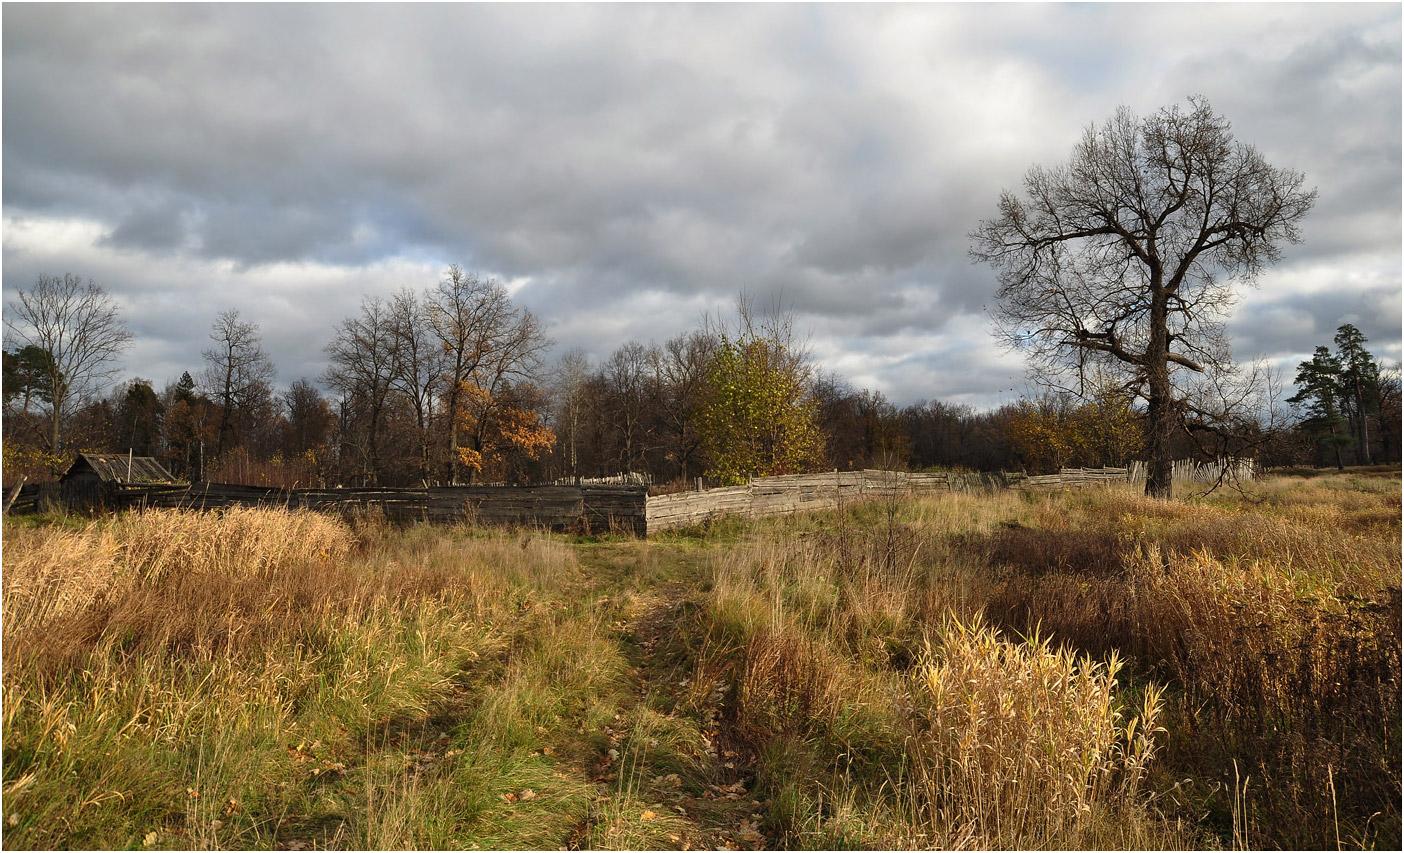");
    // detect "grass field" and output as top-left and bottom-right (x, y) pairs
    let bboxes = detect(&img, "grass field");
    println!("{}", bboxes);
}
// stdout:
(2, 471), (1399, 849)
